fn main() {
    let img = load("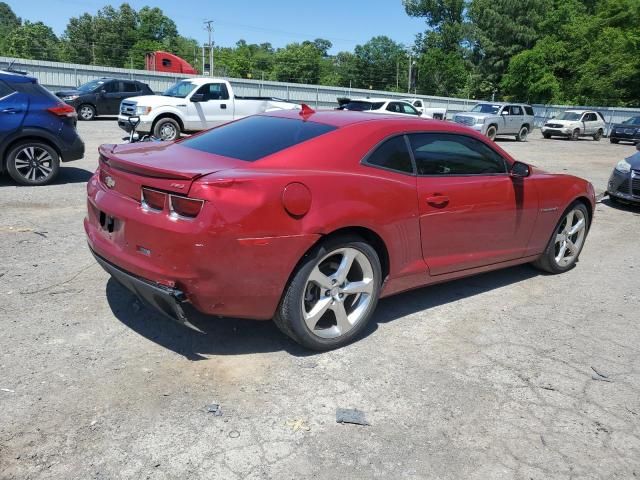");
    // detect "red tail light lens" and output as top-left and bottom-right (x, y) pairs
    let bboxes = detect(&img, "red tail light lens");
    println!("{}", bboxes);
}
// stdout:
(169, 195), (204, 218)
(47, 103), (77, 117)
(141, 187), (166, 211)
